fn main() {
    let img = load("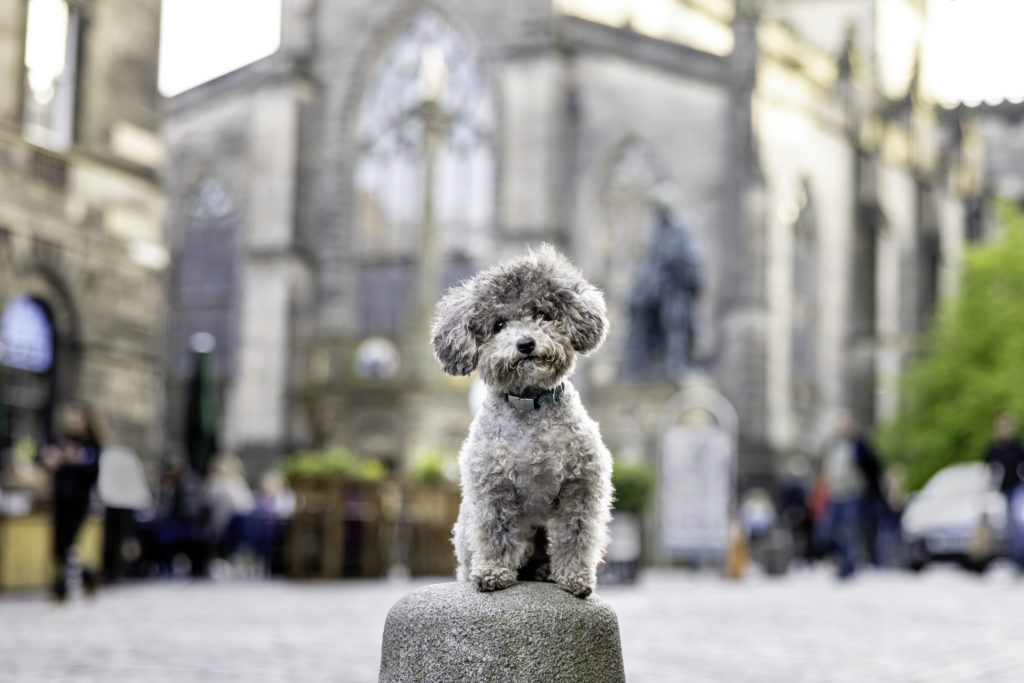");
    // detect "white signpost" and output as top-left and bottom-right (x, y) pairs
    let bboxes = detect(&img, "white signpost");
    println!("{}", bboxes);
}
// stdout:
(657, 383), (738, 566)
